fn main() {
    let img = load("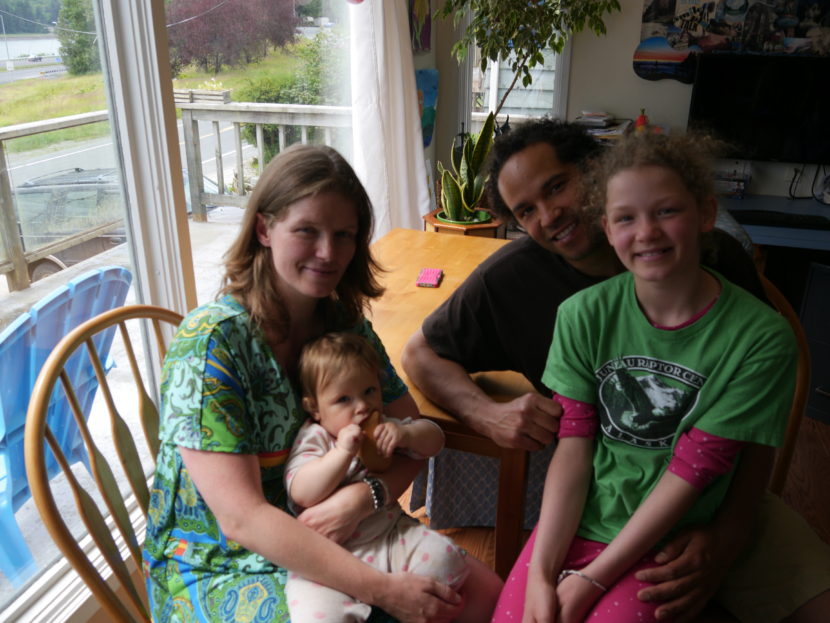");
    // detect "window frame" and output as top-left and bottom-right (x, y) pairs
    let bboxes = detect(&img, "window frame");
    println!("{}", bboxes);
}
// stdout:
(1, 1), (190, 618)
